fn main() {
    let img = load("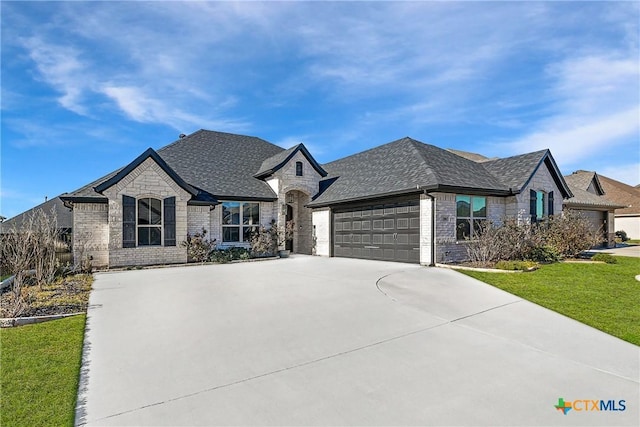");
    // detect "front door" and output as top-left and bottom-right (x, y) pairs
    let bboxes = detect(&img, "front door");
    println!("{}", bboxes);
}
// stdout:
(286, 204), (294, 251)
